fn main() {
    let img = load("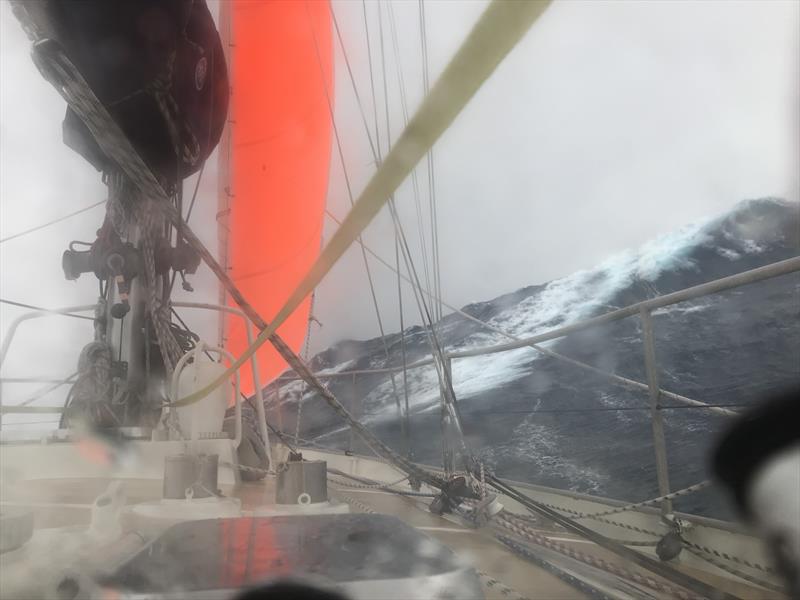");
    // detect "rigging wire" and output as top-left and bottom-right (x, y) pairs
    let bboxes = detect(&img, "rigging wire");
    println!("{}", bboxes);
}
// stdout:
(385, 3), (434, 304)
(488, 474), (741, 600)
(396, 235), (412, 457)
(14, 372), (79, 408)
(355, 403), (750, 418)
(168, 33), (214, 295)
(0, 419), (61, 426)
(376, 2), (468, 468)
(183, 160), (207, 224)
(377, 5), (470, 469)
(0, 200), (105, 245)
(387, 200), (472, 473)
(307, 1), (406, 440)
(375, 1), (411, 450)
(0, 299), (95, 321)
(417, 0), (442, 324)
(357, 0), (381, 159)
(345, 1), (449, 401)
